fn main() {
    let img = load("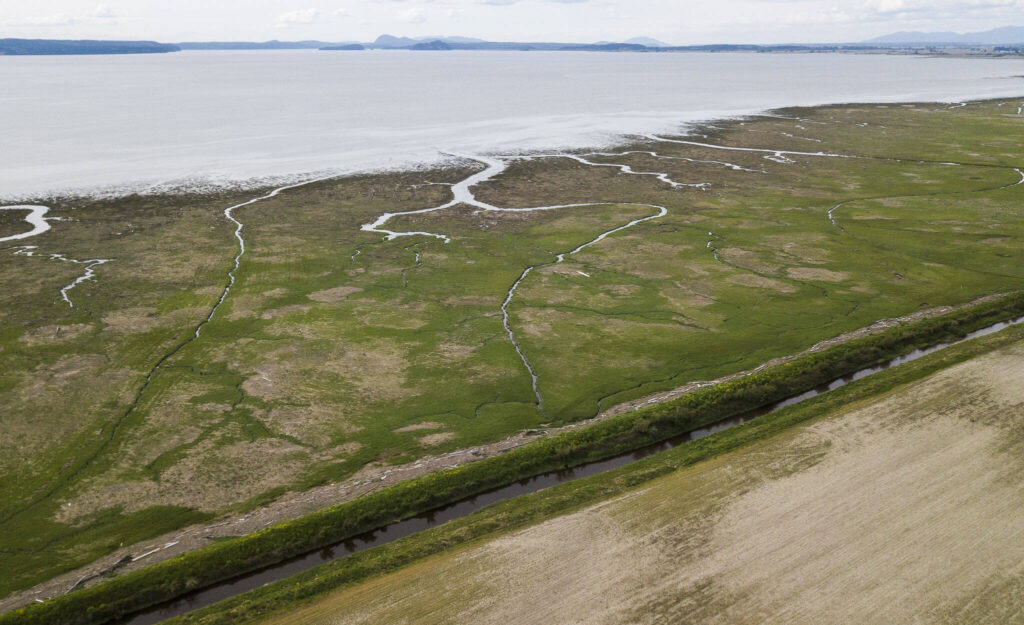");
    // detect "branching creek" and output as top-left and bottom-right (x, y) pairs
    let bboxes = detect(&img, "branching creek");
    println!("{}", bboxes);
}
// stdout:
(11, 247), (111, 308)
(357, 149), (753, 412)
(357, 141), (1024, 413)
(0, 206), (111, 307)
(0, 175), (338, 531)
